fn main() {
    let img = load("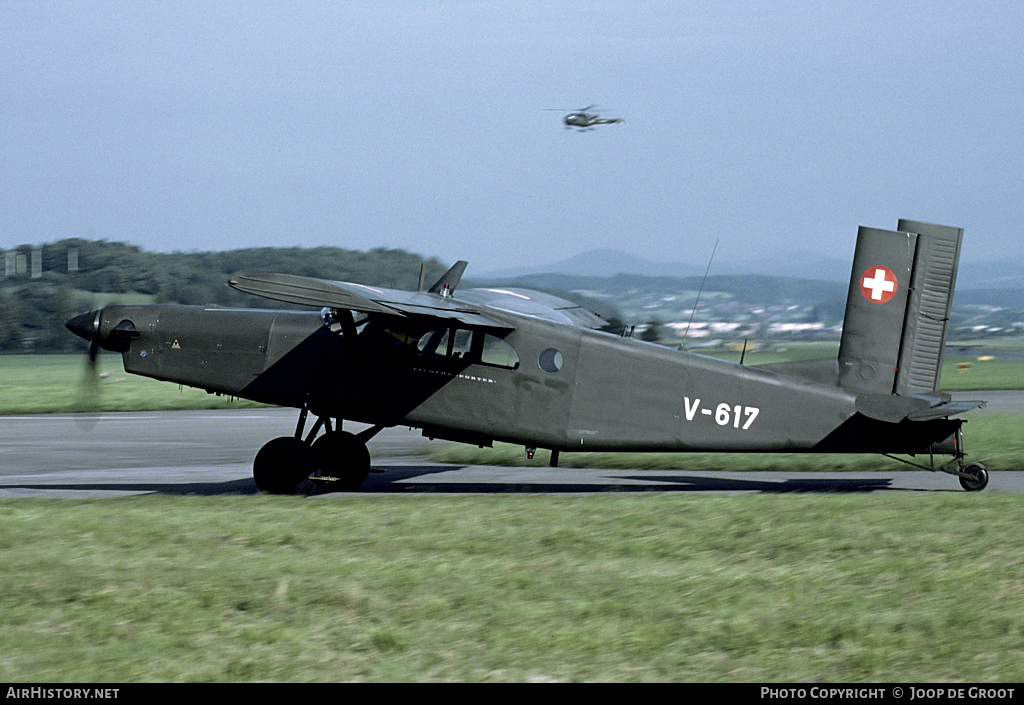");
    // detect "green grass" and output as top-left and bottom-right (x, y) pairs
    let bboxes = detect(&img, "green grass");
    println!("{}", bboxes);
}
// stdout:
(0, 354), (266, 414)
(4, 349), (1024, 682)
(939, 355), (1024, 391)
(1, 494), (1023, 682)
(707, 343), (1024, 391)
